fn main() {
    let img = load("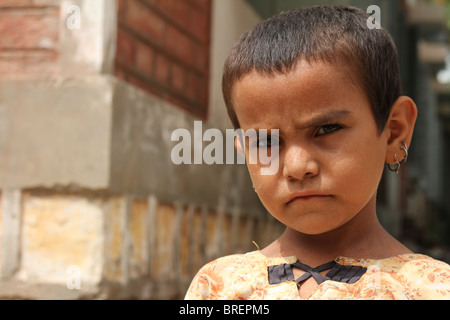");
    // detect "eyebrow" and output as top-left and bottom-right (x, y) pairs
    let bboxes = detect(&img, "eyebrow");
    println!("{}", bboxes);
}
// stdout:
(297, 110), (351, 130)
